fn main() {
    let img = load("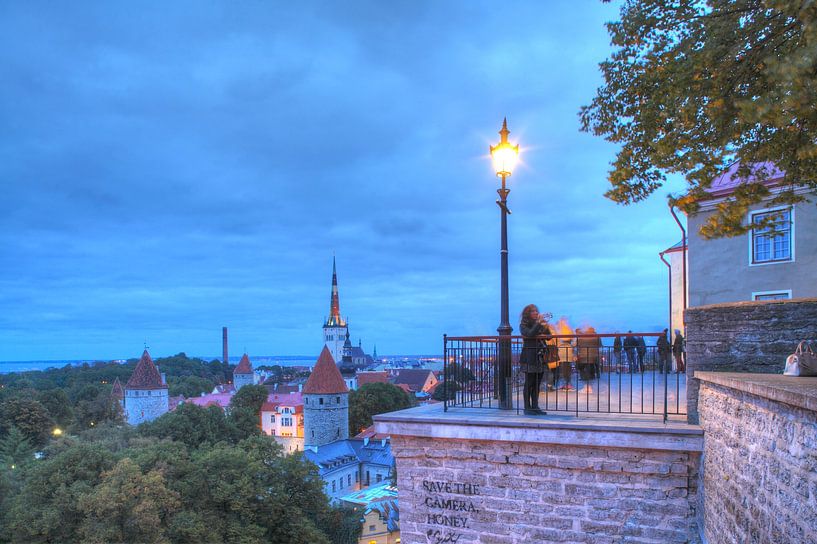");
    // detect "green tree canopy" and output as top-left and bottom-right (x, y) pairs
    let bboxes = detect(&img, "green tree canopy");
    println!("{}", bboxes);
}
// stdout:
(0, 398), (55, 448)
(581, 0), (817, 237)
(349, 383), (413, 436)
